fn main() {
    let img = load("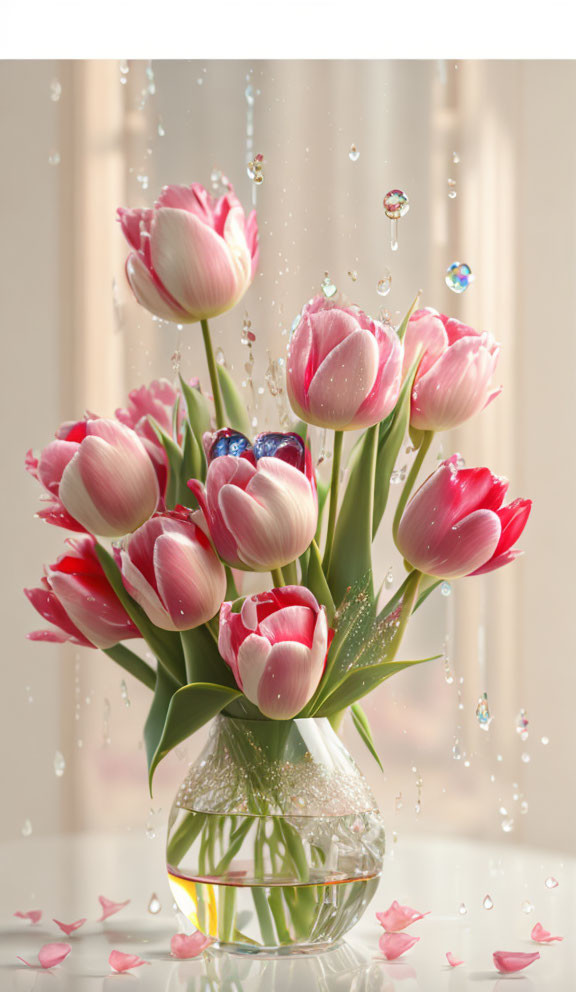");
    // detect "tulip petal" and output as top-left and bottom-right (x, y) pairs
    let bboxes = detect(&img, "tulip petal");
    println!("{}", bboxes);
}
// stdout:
(171, 931), (212, 958)
(53, 918), (86, 935)
(154, 530), (226, 629)
(48, 571), (138, 648)
(403, 308), (448, 379)
(259, 605), (316, 647)
(257, 640), (324, 719)
(38, 943), (72, 968)
(37, 440), (80, 494)
(109, 950), (149, 973)
(446, 951), (464, 967)
(493, 951), (540, 973)
(376, 901), (430, 932)
(378, 932), (420, 960)
(353, 324), (403, 427)
(24, 585), (93, 647)
(151, 208), (240, 319)
(126, 251), (188, 322)
(469, 548), (523, 577)
(98, 895), (130, 921)
(494, 498), (532, 558)
(423, 508), (502, 579)
(307, 328), (380, 429)
(14, 910), (42, 925)
(120, 547), (173, 628)
(236, 633), (271, 703)
(412, 337), (500, 432)
(531, 922), (563, 943)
